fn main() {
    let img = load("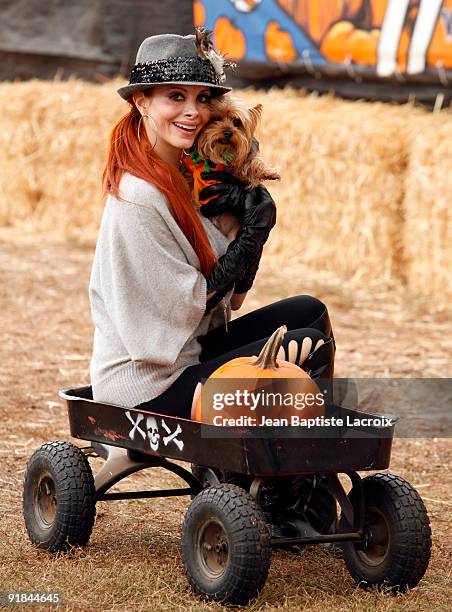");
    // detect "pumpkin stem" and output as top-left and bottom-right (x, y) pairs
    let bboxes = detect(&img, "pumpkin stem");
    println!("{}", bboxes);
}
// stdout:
(252, 325), (287, 370)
